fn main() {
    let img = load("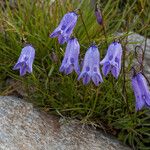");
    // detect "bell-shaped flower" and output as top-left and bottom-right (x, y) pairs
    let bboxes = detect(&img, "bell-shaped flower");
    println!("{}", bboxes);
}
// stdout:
(100, 42), (122, 79)
(132, 72), (150, 111)
(13, 45), (35, 76)
(50, 12), (78, 44)
(78, 45), (103, 86)
(59, 37), (80, 75)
